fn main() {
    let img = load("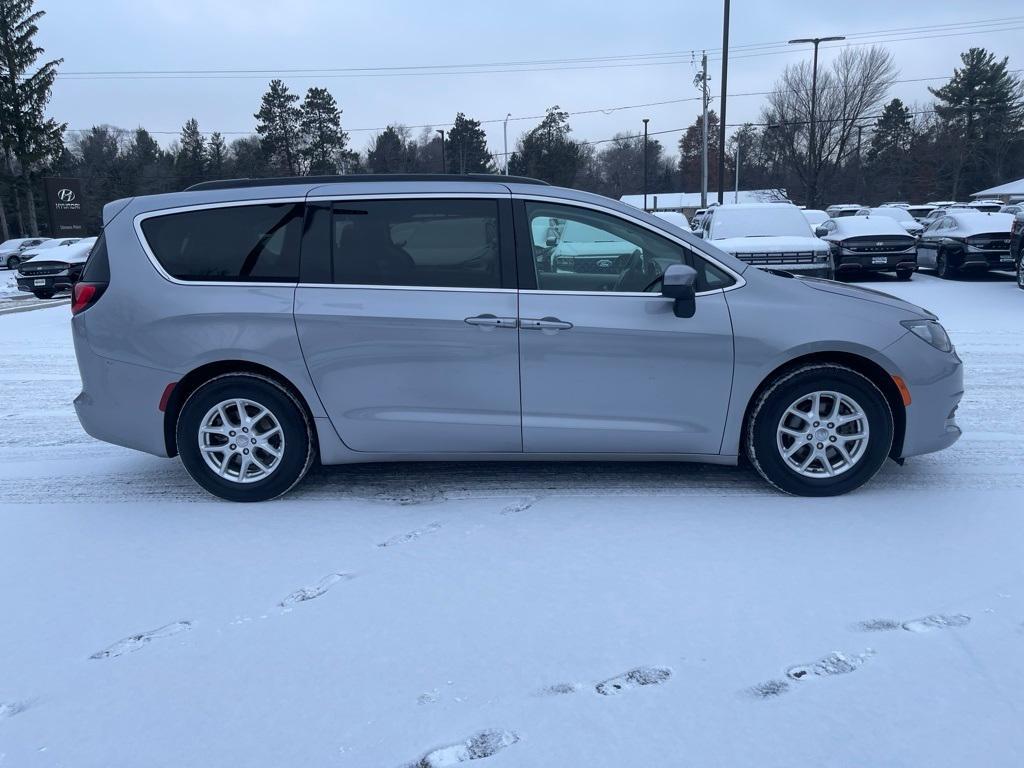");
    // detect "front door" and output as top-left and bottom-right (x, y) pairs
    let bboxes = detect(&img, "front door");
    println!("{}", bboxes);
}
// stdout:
(516, 199), (736, 455)
(295, 195), (522, 453)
